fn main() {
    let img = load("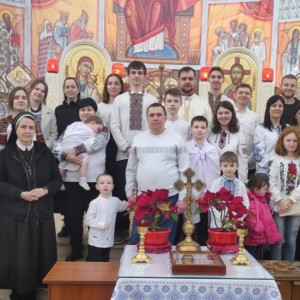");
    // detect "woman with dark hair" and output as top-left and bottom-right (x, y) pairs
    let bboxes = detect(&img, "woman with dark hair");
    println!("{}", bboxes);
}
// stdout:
(0, 87), (29, 150)
(98, 73), (125, 244)
(54, 77), (81, 238)
(208, 101), (248, 182)
(53, 98), (109, 261)
(28, 79), (57, 149)
(0, 112), (62, 300)
(254, 95), (286, 177)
